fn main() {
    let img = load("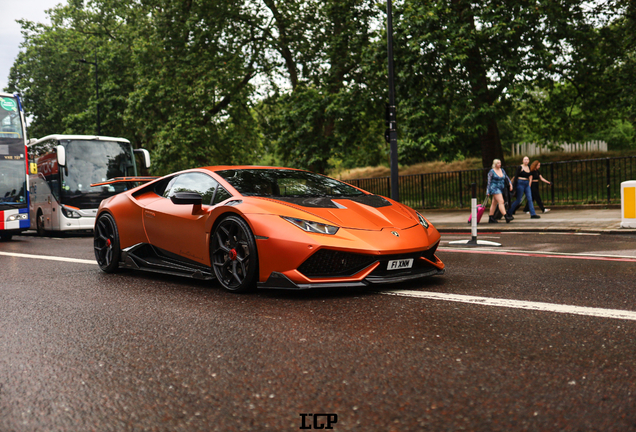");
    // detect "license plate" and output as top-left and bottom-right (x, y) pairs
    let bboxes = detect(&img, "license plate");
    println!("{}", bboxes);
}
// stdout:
(387, 259), (414, 270)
